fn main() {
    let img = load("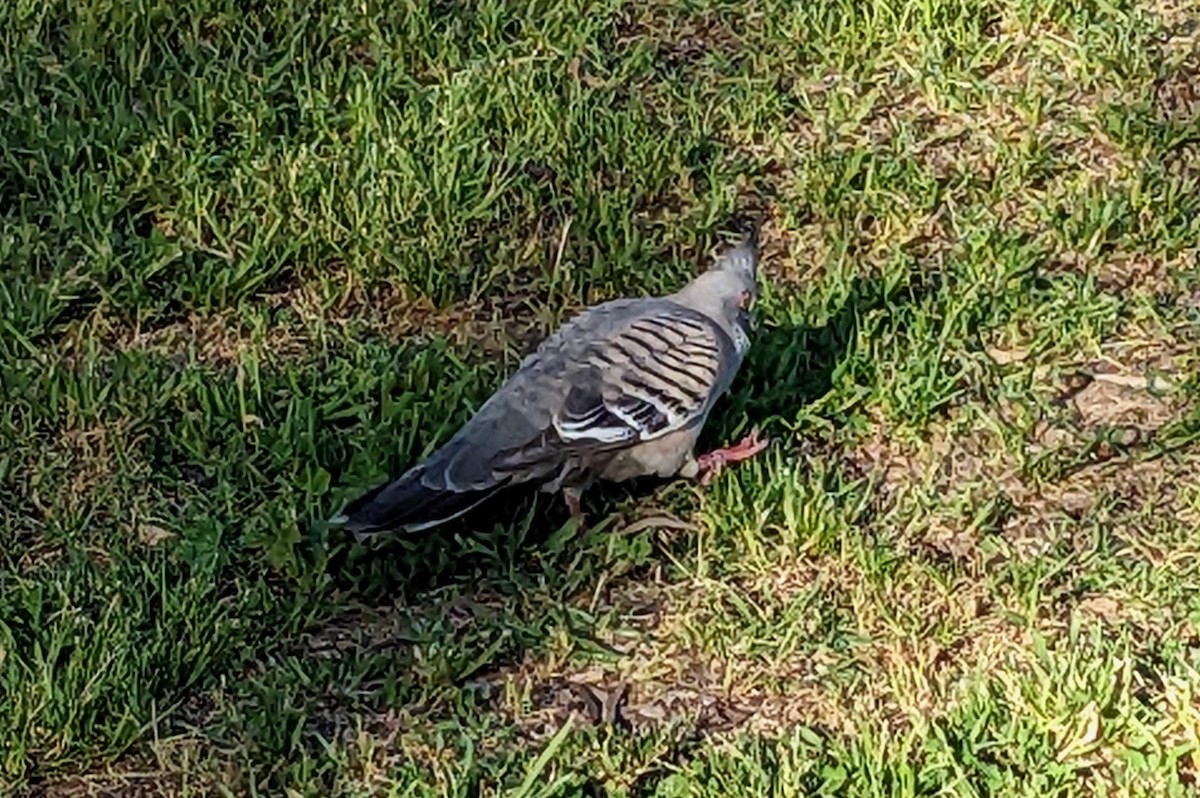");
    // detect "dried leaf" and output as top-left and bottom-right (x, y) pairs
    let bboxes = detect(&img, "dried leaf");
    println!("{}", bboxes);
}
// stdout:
(986, 346), (1030, 365)
(137, 523), (174, 548)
